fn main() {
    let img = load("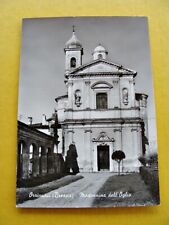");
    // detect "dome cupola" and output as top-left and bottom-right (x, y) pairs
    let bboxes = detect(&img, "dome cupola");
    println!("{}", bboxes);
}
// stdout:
(64, 26), (83, 75)
(65, 27), (82, 49)
(93, 44), (108, 60)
